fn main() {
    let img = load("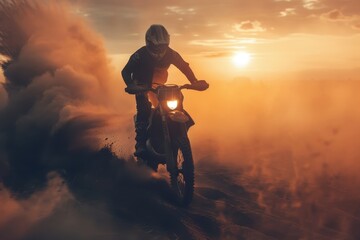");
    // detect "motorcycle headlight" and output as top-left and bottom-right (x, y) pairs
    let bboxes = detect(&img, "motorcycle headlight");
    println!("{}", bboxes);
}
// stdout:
(167, 100), (178, 110)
